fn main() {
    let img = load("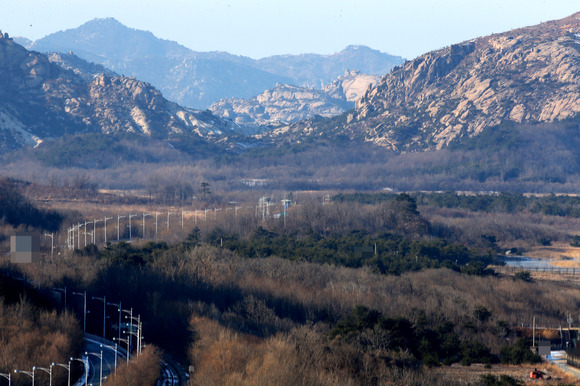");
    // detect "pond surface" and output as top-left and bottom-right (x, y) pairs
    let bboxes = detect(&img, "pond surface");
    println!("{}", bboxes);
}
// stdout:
(499, 256), (579, 269)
